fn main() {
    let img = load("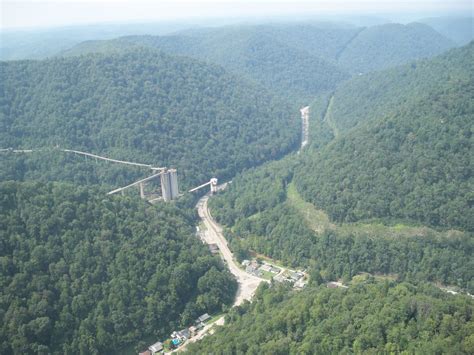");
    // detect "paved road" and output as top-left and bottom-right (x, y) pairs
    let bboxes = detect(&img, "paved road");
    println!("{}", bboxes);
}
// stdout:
(170, 195), (265, 353)
(300, 106), (309, 149)
(197, 195), (266, 306)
